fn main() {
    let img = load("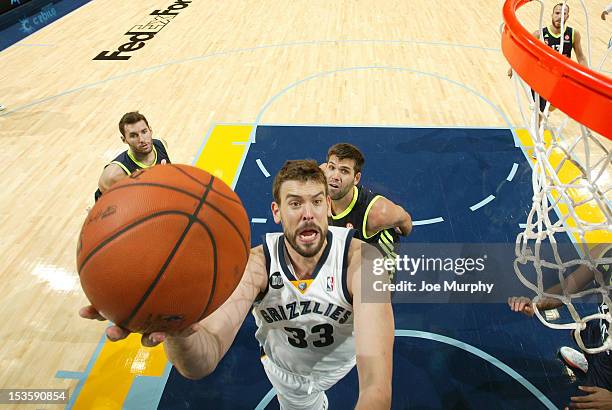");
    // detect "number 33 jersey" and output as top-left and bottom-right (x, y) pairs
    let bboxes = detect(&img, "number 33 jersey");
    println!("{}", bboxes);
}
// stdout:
(253, 226), (356, 376)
